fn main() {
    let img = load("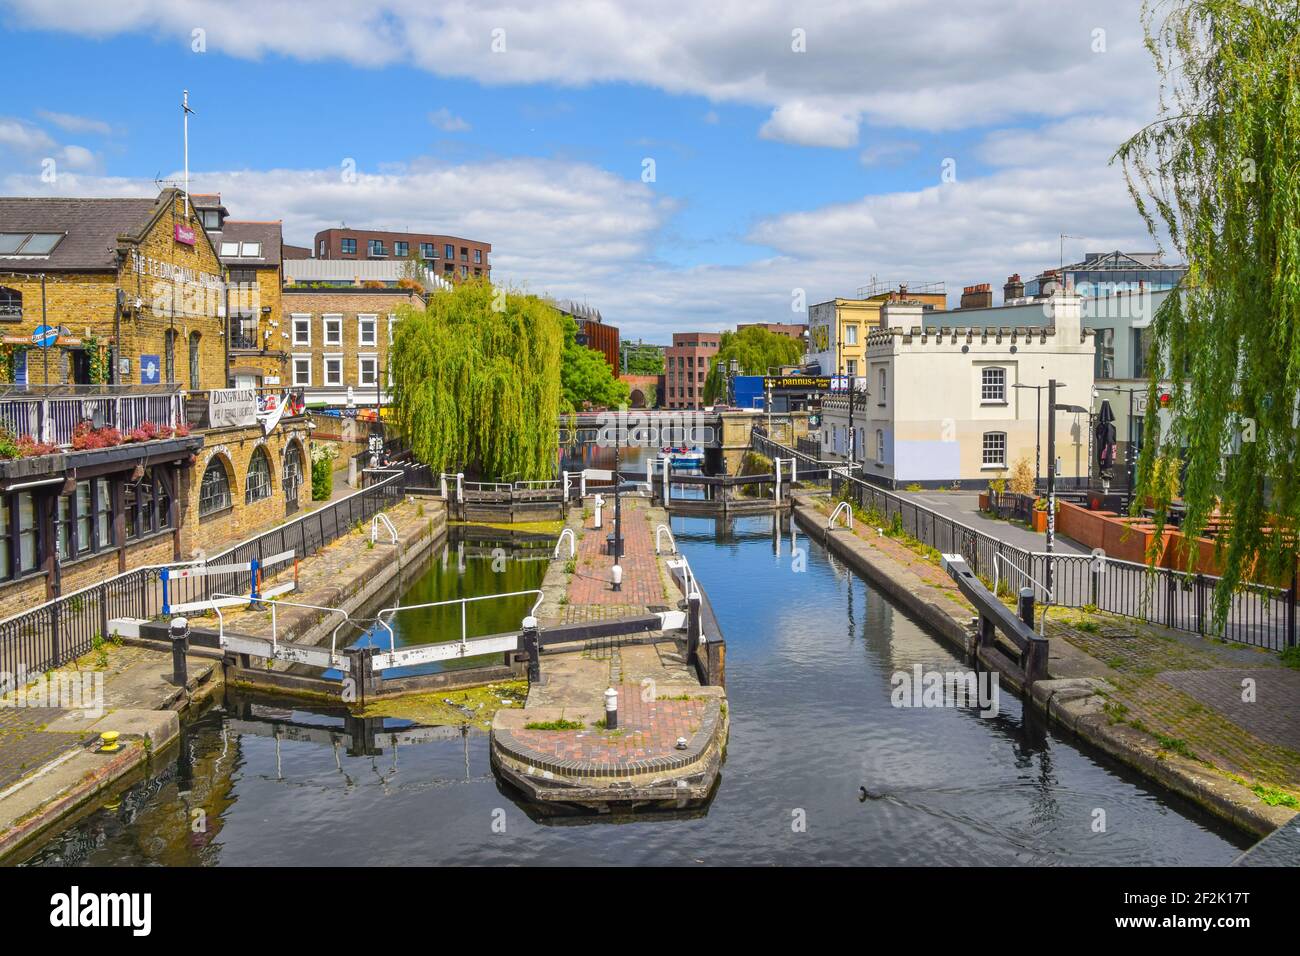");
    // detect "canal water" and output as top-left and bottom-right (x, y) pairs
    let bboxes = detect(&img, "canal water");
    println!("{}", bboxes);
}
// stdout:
(24, 513), (1250, 866)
